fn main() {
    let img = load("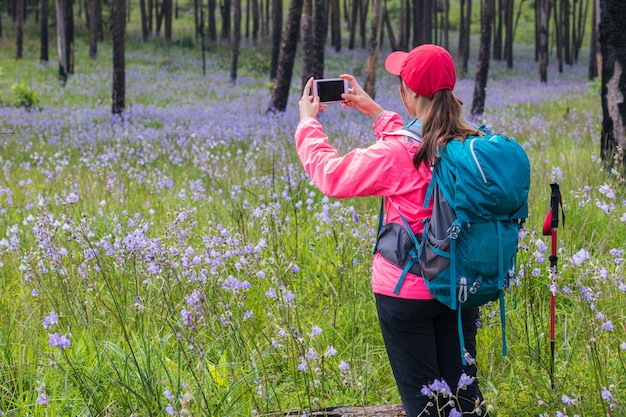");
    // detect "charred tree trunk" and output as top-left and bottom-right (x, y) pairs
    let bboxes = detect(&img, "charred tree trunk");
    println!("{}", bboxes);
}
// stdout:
(538, 0), (550, 82)
(364, 0), (382, 97)
(301, 0), (314, 86)
(56, 0), (74, 84)
(164, 0), (173, 40)
(588, 0), (599, 79)
(251, 0), (259, 44)
(504, 0), (514, 68)
(493, 0), (503, 60)
(230, 0), (240, 83)
(208, 0), (216, 41)
(221, 0), (231, 40)
(268, 0), (304, 112)
(89, 0), (102, 57)
(311, 0), (327, 78)
(330, 0), (341, 51)
(599, 0), (626, 169)
(471, 0), (494, 119)
(458, 0), (471, 74)
(112, 0), (126, 115)
(40, 0), (49, 62)
(554, 0), (563, 73)
(15, 0), (23, 59)
(269, 0), (282, 79)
